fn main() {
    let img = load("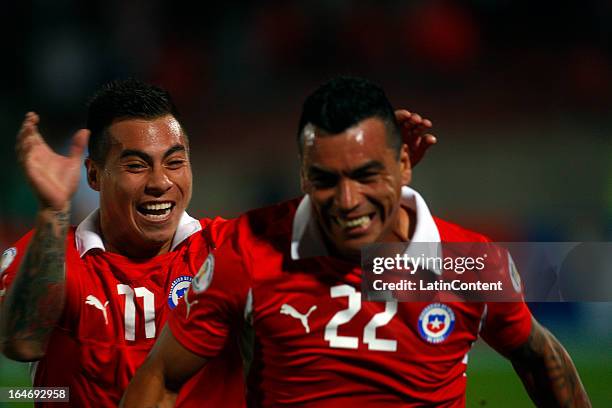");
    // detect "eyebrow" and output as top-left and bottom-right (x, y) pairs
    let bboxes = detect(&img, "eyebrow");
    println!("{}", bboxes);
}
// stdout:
(119, 144), (187, 163)
(347, 161), (385, 177)
(163, 144), (187, 159)
(308, 160), (385, 178)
